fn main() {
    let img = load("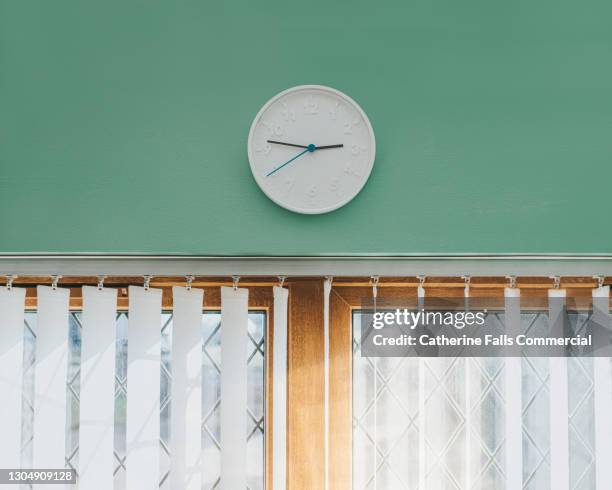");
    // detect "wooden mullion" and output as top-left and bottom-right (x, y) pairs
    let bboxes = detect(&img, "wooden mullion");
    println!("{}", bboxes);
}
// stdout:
(287, 279), (325, 489)
(329, 289), (353, 490)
